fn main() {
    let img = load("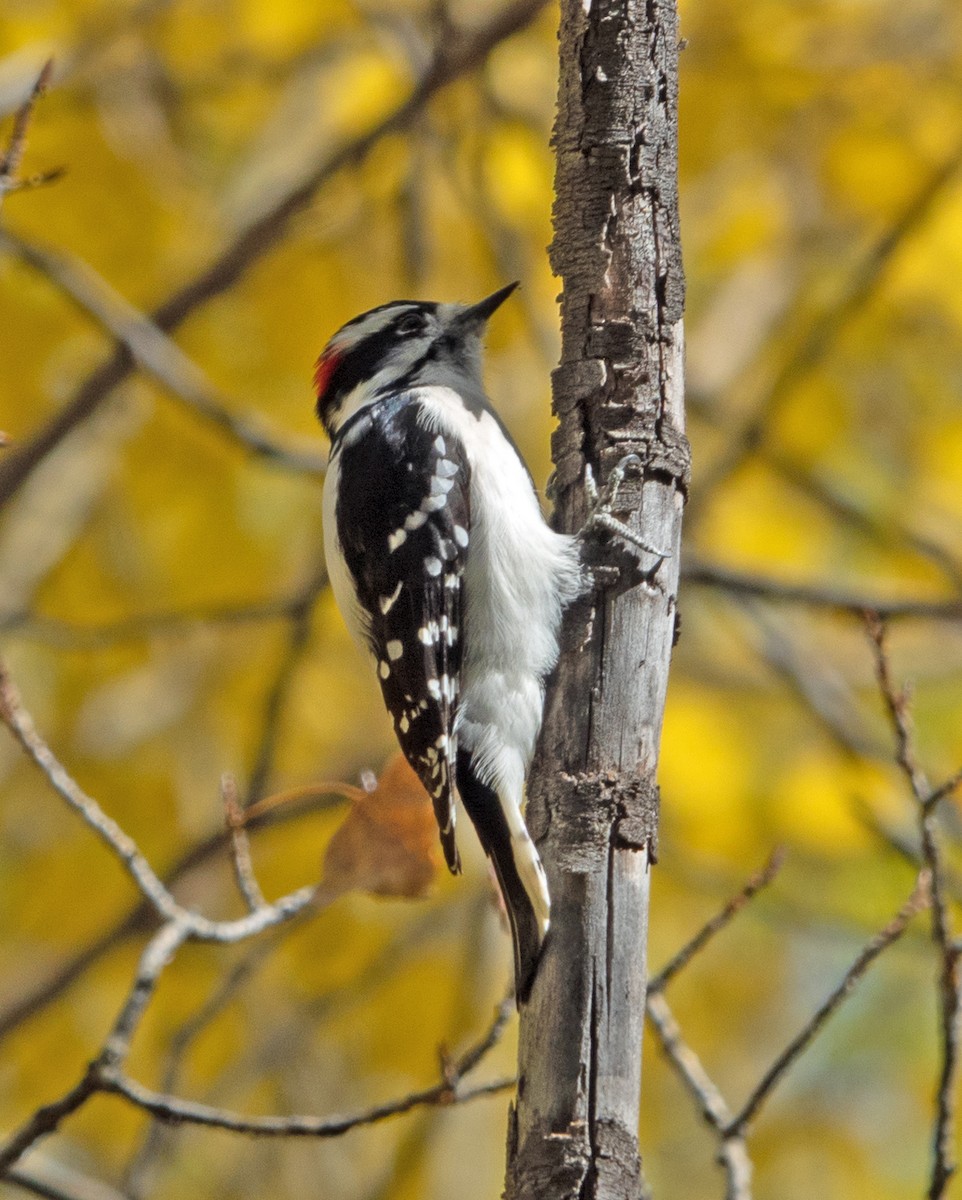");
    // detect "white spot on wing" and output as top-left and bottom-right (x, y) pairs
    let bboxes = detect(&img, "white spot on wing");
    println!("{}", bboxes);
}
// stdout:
(453, 525), (469, 547)
(386, 639), (404, 661)
(424, 556), (442, 576)
(388, 528), (407, 551)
